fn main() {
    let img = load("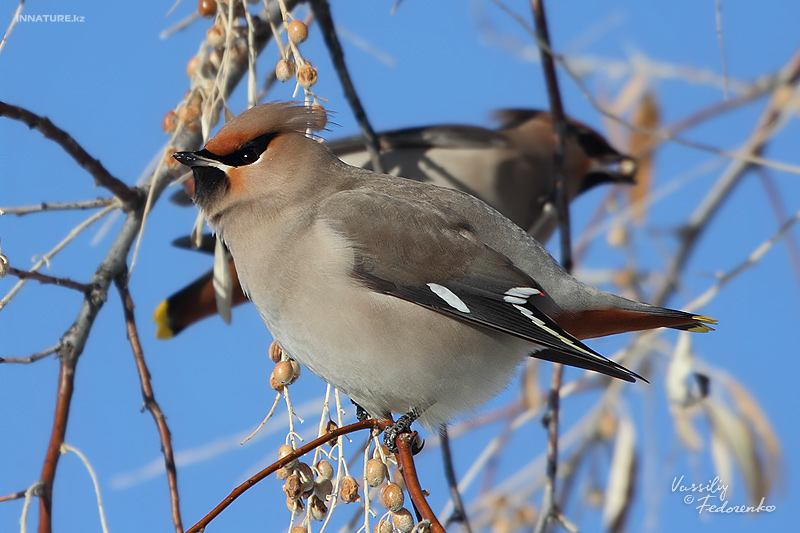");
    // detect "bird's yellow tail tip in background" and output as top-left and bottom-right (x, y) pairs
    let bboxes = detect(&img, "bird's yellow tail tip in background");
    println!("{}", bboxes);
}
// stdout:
(153, 300), (174, 339)
(689, 315), (717, 332)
